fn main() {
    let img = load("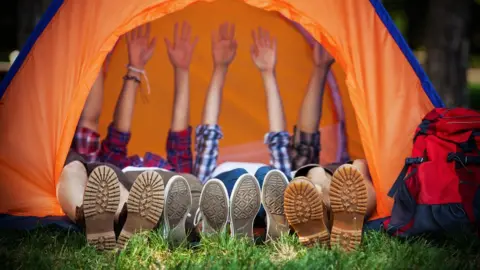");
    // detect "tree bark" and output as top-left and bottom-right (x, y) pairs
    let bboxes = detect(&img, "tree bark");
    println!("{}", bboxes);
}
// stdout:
(425, 0), (472, 107)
